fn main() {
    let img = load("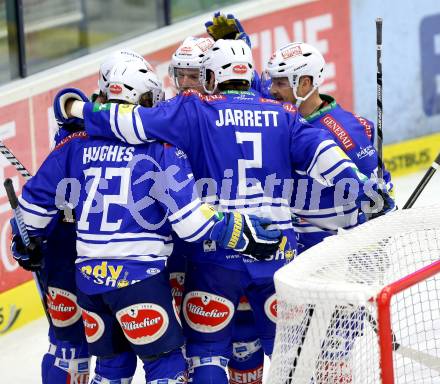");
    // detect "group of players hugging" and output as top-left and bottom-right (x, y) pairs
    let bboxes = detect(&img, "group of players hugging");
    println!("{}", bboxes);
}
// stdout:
(10, 12), (394, 384)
